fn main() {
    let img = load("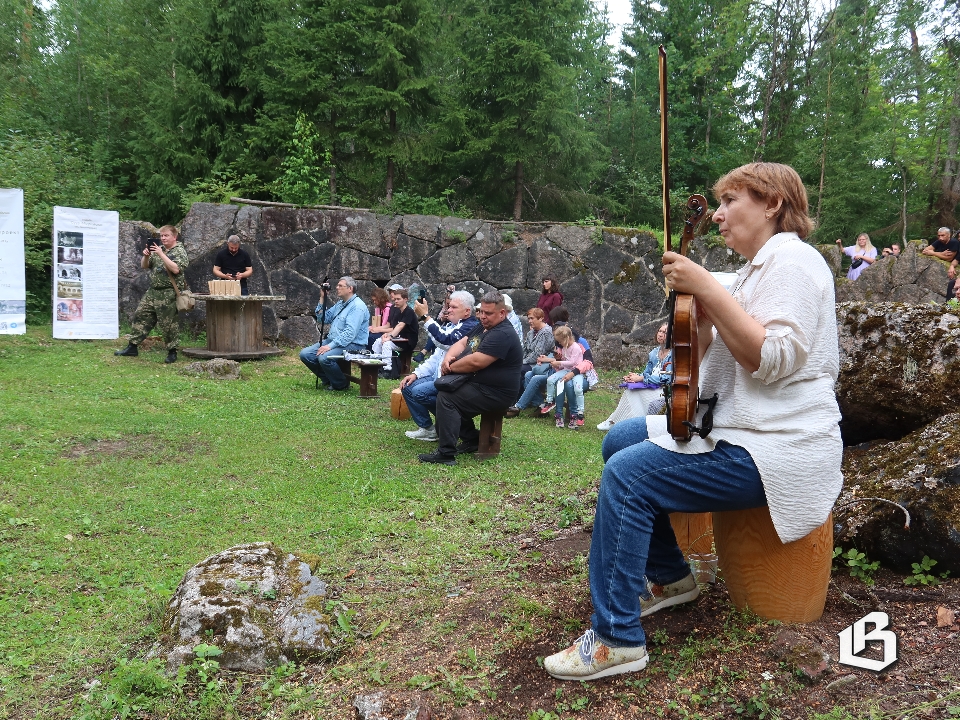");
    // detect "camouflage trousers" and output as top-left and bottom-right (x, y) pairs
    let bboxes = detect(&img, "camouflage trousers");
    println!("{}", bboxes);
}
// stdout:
(130, 287), (180, 350)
